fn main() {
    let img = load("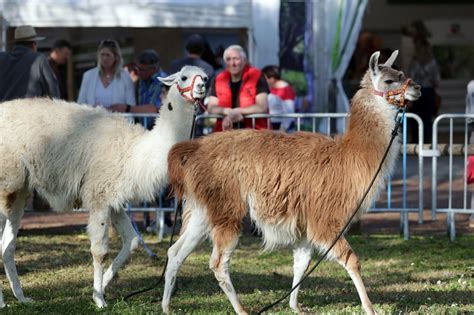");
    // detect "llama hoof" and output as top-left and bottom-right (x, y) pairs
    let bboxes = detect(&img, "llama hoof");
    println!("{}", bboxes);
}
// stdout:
(94, 300), (107, 309)
(363, 306), (376, 315)
(290, 305), (304, 314)
(290, 305), (305, 314)
(93, 294), (107, 308)
(236, 307), (248, 315)
(19, 297), (34, 304)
